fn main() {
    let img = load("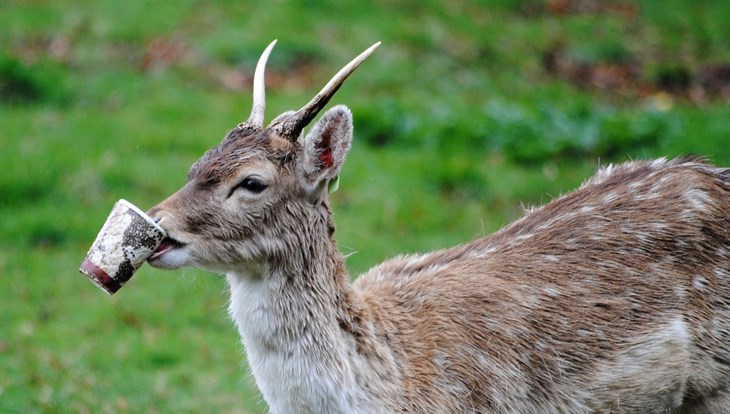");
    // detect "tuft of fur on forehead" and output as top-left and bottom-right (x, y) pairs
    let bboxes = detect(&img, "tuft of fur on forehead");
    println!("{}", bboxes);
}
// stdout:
(187, 128), (297, 185)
